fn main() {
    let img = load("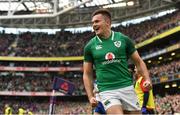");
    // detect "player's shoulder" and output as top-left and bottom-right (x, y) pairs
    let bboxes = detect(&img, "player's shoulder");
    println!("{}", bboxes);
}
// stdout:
(114, 31), (129, 39)
(84, 36), (97, 48)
